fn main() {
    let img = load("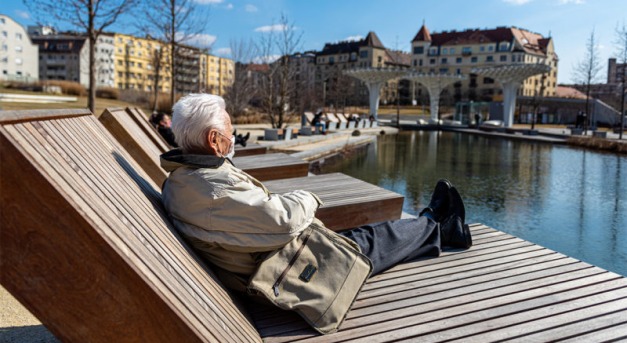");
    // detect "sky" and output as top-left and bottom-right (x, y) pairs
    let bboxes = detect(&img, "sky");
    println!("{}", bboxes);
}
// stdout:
(2, 0), (626, 84)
